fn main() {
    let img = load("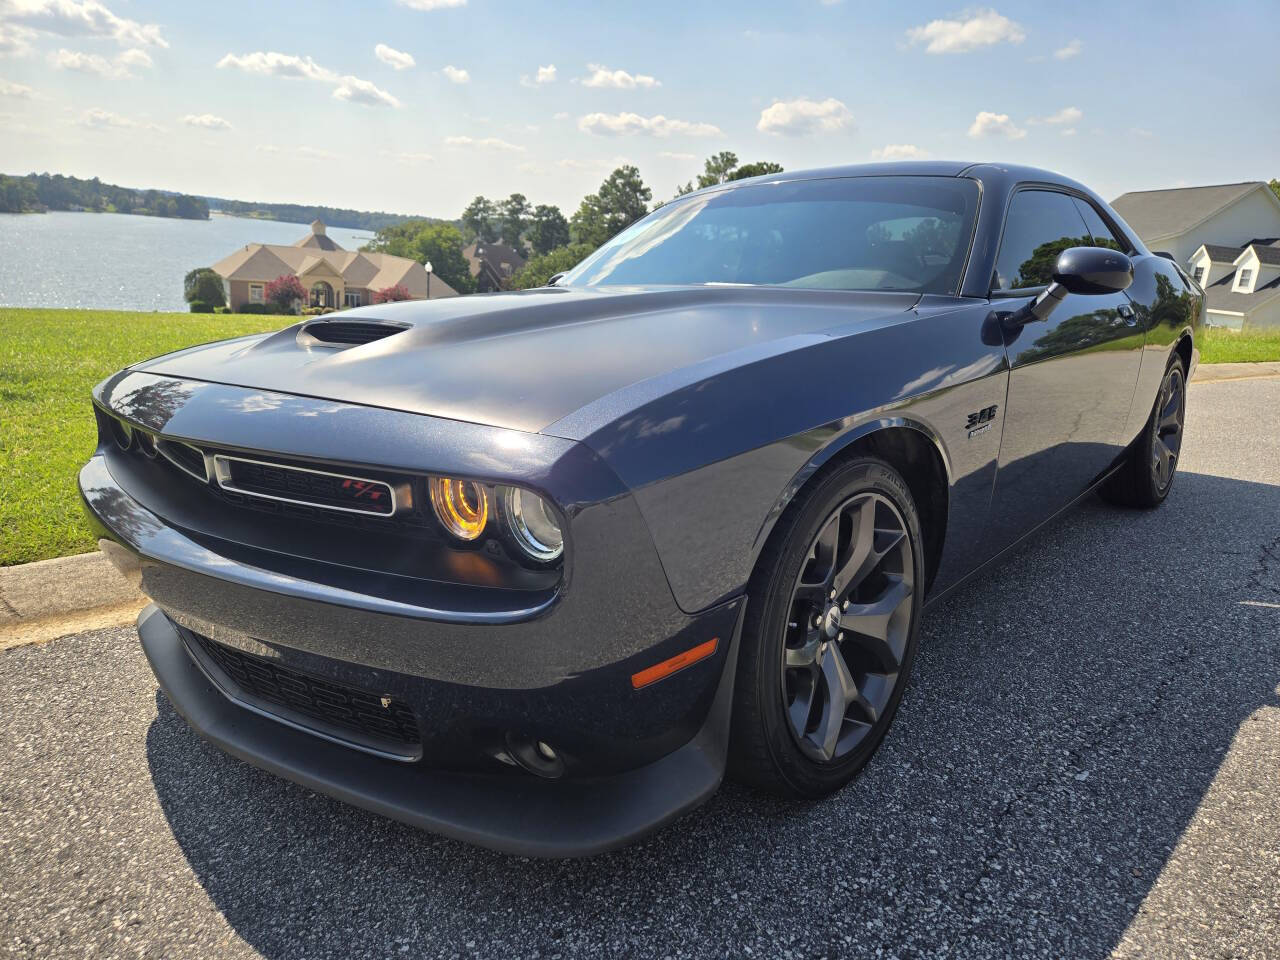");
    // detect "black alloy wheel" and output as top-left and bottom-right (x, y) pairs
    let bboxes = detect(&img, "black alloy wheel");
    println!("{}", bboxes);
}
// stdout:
(1101, 353), (1187, 508)
(1151, 362), (1185, 494)
(729, 457), (924, 798)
